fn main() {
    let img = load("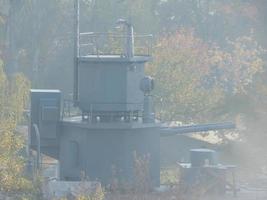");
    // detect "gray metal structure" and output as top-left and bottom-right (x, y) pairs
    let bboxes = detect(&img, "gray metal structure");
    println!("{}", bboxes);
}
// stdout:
(29, 0), (235, 186)
(179, 149), (237, 195)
